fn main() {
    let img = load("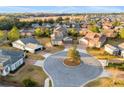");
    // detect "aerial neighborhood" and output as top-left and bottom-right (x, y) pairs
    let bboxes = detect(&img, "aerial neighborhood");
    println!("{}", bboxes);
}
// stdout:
(1, 12), (124, 87)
